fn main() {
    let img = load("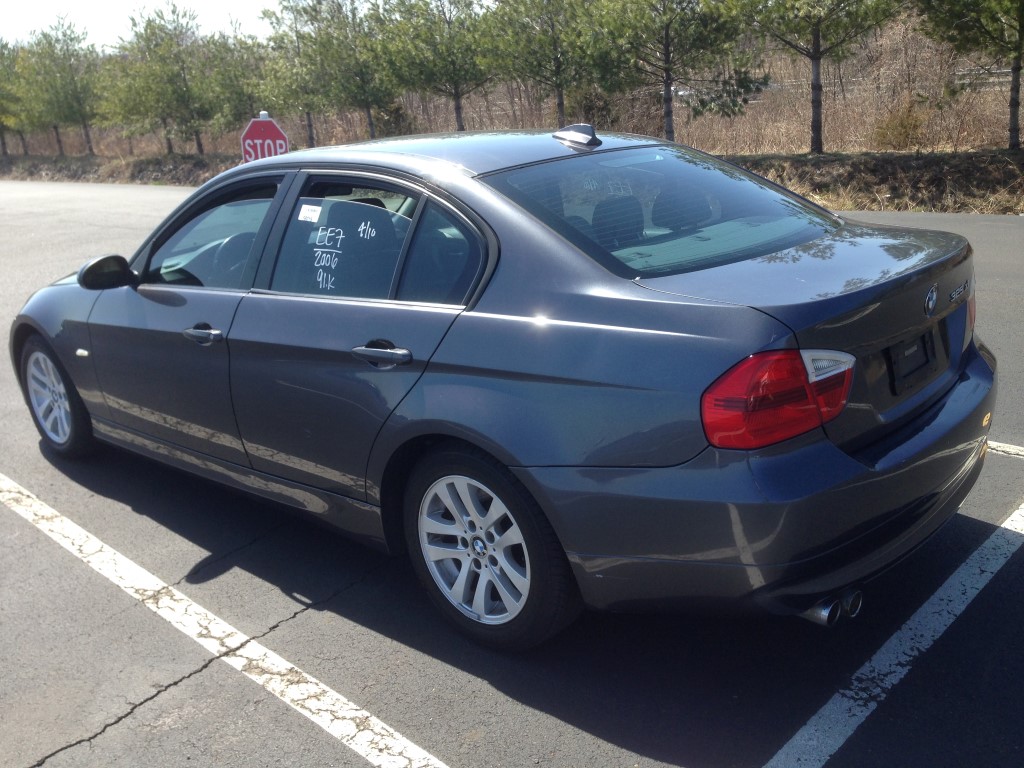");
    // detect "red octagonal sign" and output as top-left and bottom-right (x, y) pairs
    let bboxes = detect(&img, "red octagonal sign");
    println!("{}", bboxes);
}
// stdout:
(241, 113), (290, 163)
